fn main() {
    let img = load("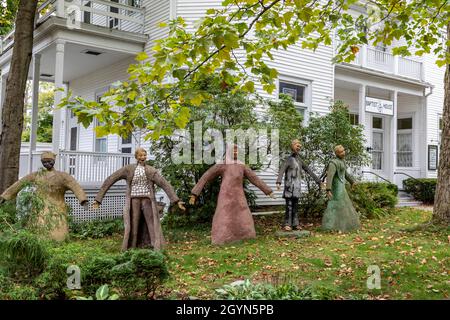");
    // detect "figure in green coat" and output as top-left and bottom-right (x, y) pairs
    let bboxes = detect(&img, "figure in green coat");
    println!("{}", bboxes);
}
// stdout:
(322, 145), (360, 232)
